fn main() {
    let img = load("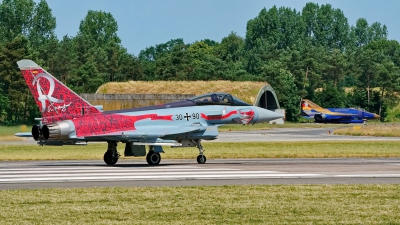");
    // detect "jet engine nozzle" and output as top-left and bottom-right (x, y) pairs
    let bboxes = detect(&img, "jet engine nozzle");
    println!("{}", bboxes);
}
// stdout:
(42, 121), (75, 140)
(314, 114), (326, 123)
(31, 124), (44, 141)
